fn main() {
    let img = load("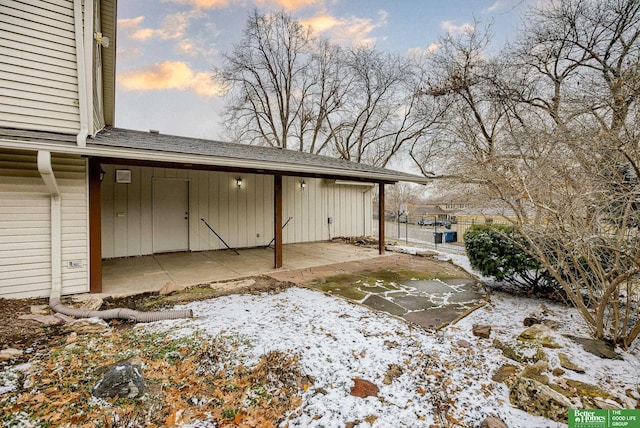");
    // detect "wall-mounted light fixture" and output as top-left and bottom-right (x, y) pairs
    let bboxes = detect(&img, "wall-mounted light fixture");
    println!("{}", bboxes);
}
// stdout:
(300, 180), (306, 190)
(99, 168), (106, 182)
(236, 177), (243, 188)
